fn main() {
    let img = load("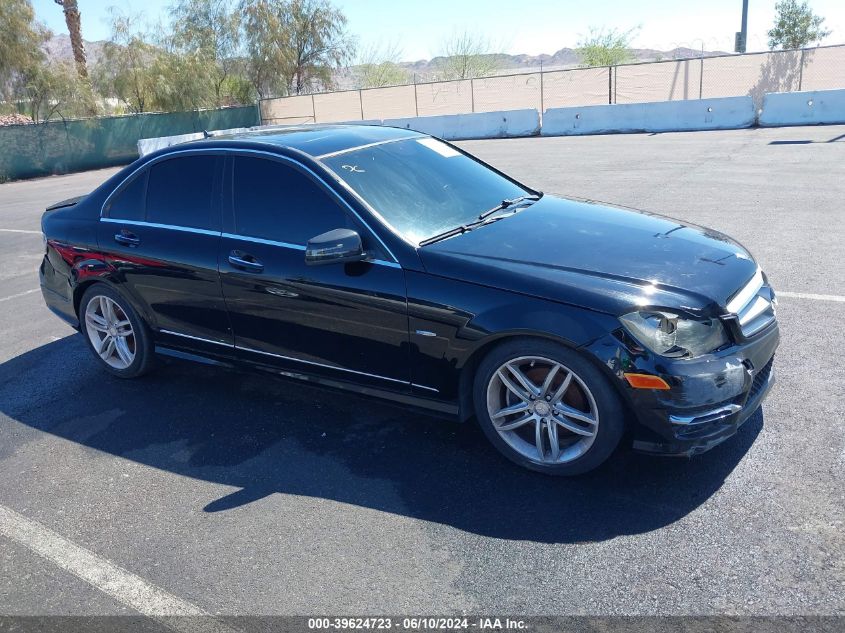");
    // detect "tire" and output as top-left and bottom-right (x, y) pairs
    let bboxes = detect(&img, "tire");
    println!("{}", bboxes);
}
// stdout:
(79, 284), (155, 379)
(473, 338), (625, 476)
